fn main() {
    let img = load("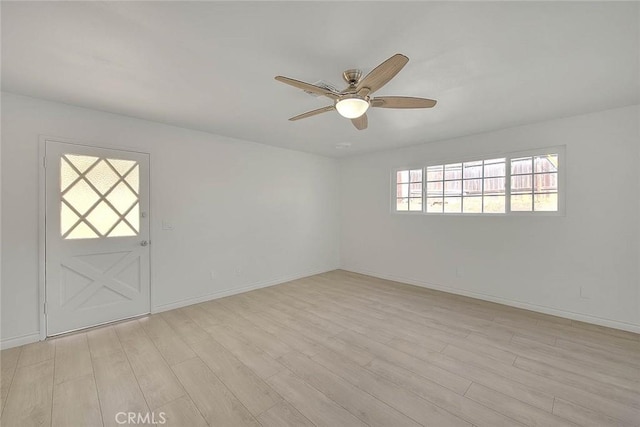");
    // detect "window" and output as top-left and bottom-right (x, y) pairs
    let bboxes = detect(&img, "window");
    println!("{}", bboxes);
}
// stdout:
(396, 169), (422, 211)
(510, 154), (558, 212)
(393, 147), (562, 215)
(424, 158), (506, 214)
(61, 154), (140, 239)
